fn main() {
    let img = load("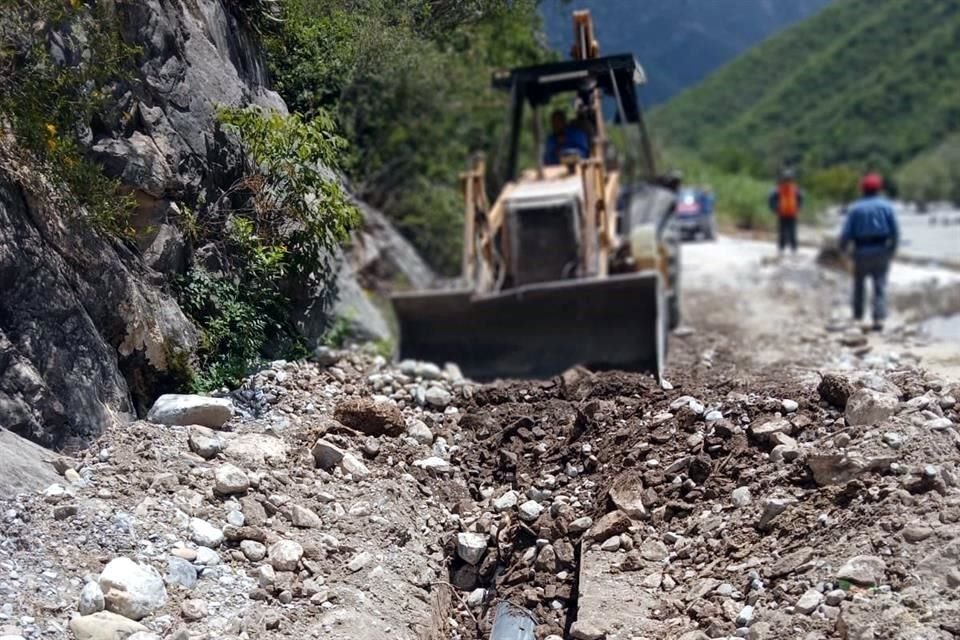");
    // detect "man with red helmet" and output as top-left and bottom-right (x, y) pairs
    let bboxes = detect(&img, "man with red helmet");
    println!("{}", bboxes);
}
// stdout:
(840, 173), (900, 331)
